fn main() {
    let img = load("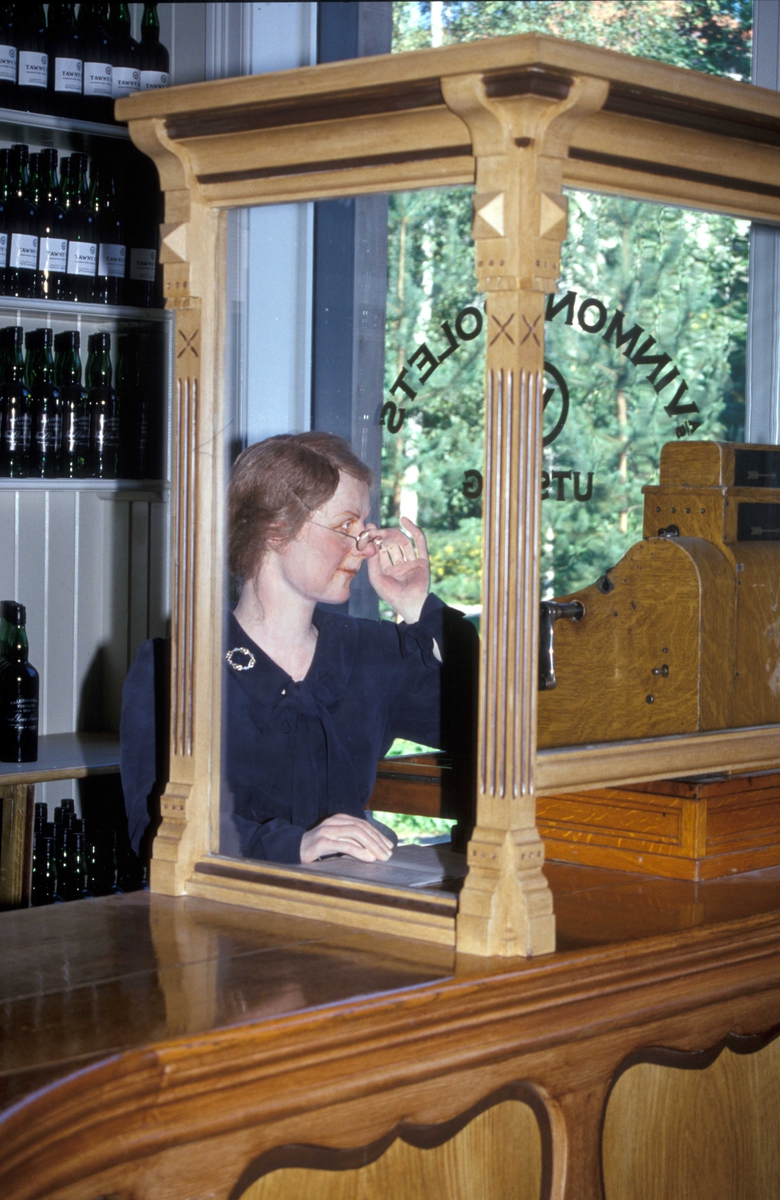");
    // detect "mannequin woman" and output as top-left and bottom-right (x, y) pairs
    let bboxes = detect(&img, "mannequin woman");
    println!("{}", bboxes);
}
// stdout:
(121, 431), (476, 868)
